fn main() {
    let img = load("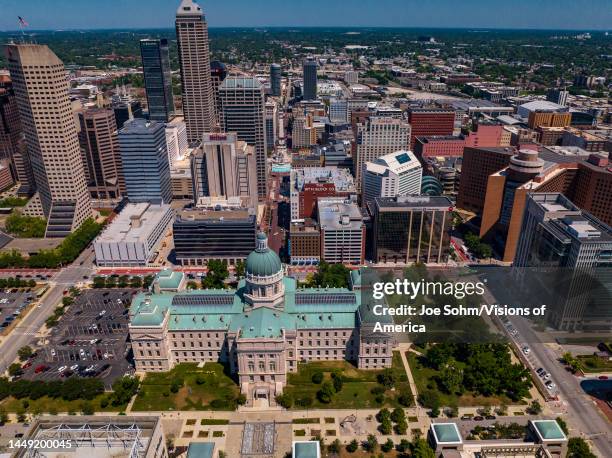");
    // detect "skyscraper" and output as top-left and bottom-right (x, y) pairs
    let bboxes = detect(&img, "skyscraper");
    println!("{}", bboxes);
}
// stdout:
(363, 150), (423, 207)
(191, 132), (258, 207)
(175, 0), (216, 143)
(219, 76), (267, 198)
(353, 117), (411, 192)
(210, 61), (227, 124)
(270, 63), (282, 97)
(4, 44), (92, 237)
(140, 39), (174, 122)
(118, 119), (172, 204)
(78, 108), (125, 201)
(303, 59), (318, 101)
